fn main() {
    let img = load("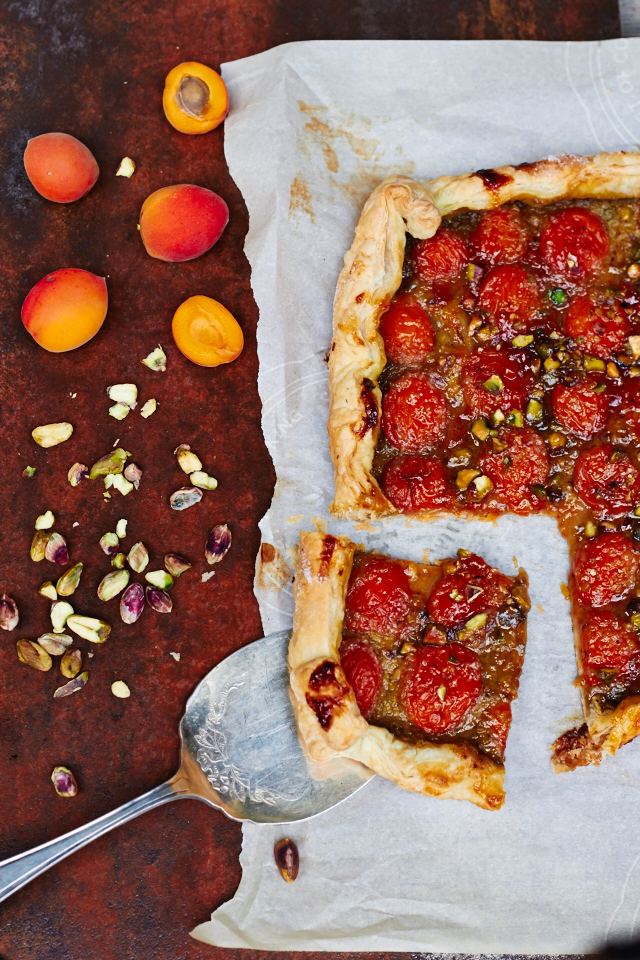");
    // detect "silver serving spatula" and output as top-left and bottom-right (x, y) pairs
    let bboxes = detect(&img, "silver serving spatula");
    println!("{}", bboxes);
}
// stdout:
(0, 630), (372, 903)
